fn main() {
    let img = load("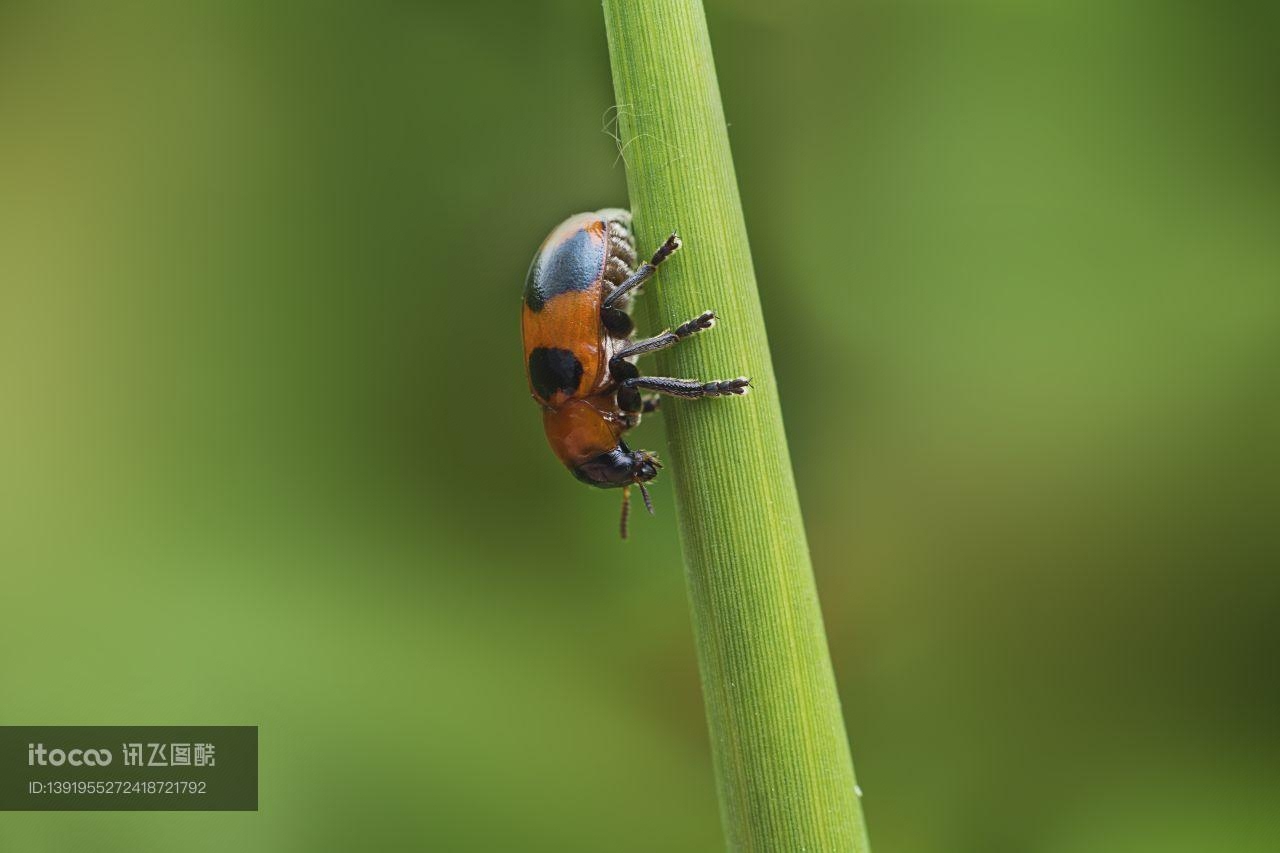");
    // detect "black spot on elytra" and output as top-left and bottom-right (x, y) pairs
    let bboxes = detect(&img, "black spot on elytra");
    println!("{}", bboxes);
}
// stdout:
(528, 347), (584, 400)
(524, 228), (606, 311)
